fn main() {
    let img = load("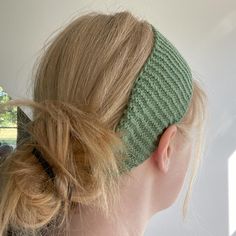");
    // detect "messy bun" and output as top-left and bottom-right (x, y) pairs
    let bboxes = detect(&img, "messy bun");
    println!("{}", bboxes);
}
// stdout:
(0, 99), (128, 235)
